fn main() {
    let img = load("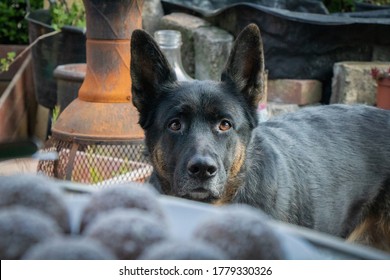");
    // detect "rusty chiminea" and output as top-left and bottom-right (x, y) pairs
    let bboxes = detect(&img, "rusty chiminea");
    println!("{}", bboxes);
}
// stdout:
(39, 0), (152, 185)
